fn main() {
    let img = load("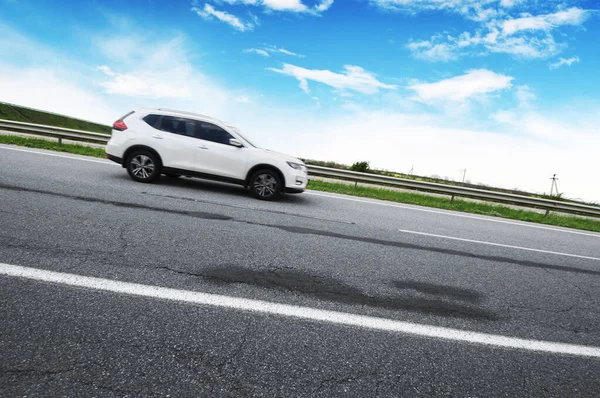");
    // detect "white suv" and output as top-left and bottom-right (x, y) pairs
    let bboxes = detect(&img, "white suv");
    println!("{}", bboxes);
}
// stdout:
(105, 108), (308, 200)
